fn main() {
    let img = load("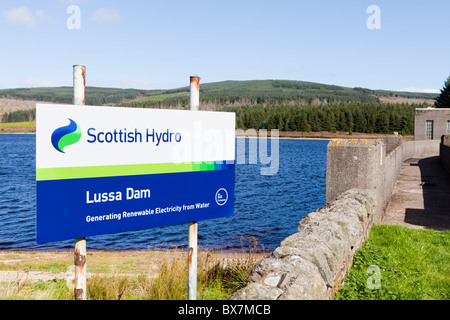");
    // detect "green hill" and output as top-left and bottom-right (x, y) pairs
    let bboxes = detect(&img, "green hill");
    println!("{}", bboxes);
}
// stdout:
(120, 80), (437, 110)
(0, 86), (153, 106)
(0, 79), (437, 110)
(0, 80), (438, 134)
